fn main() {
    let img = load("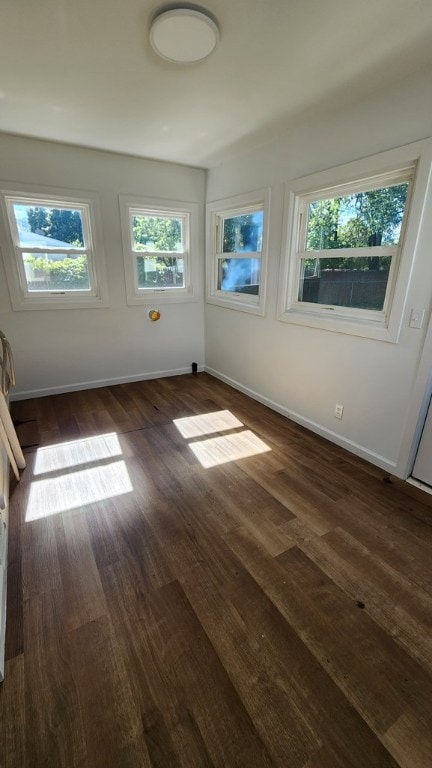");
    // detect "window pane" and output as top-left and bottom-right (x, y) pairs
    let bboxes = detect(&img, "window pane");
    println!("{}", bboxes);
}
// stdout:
(132, 215), (184, 253)
(218, 258), (260, 295)
(298, 256), (391, 310)
(23, 253), (90, 291)
(137, 255), (184, 288)
(222, 211), (263, 253)
(13, 204), (84, 247)
(305, 183), (409, 251)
